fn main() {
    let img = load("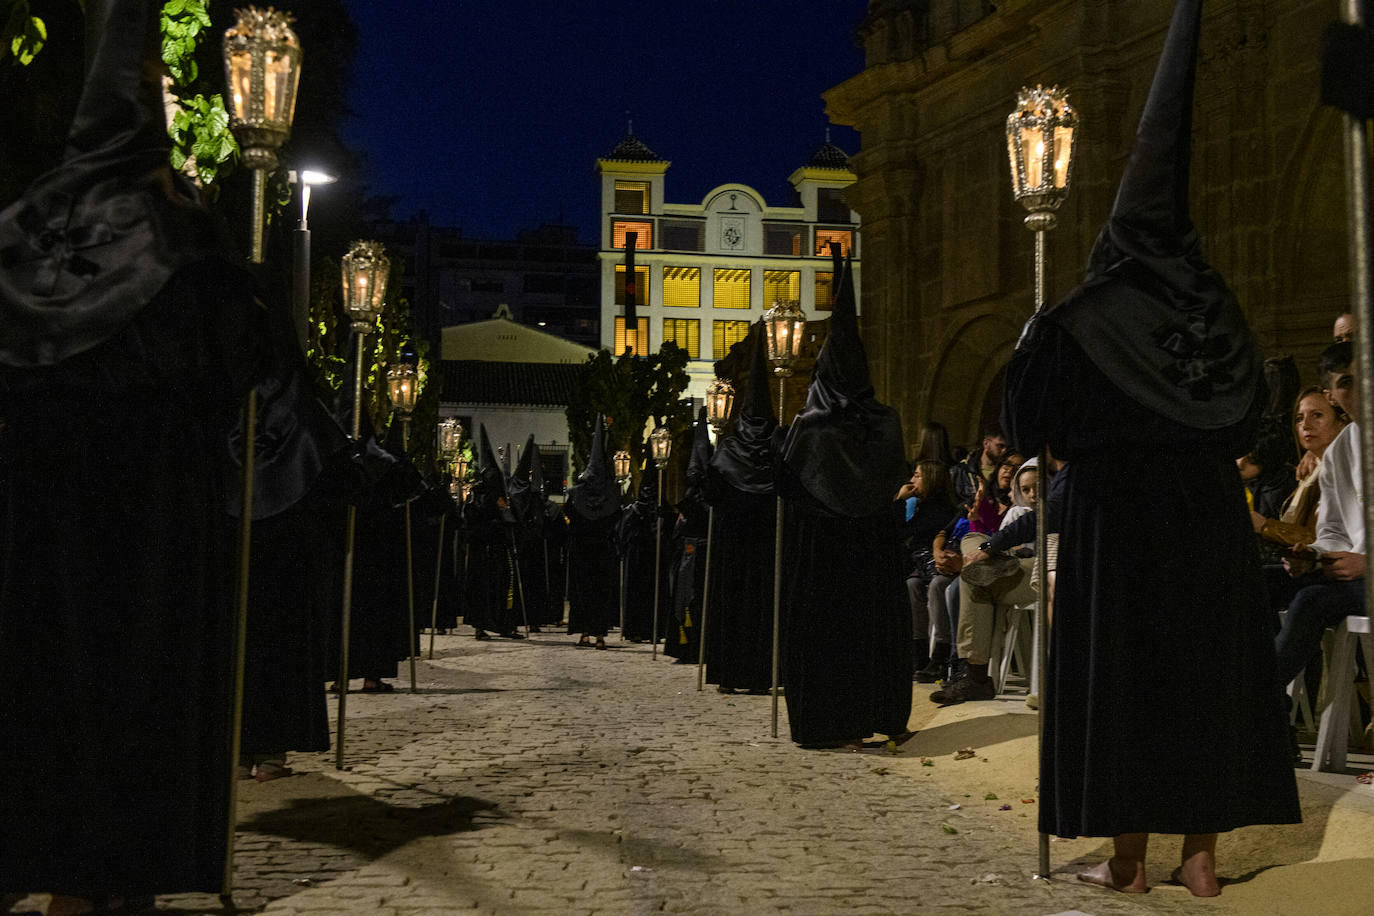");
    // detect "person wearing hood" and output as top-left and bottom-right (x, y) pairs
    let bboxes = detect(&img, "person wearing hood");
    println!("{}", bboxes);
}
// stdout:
(1002, 0), (1299, 896)
(778, 247), (913, 749)
(704, 325), (780, 694)
(465, 425), (525, 640)
(664, 409), (712, 662)
(0, 0), (272, 902)
(507, 435), (552, 631)
(617, 457), (672, 644)
(565, 415), (620, 648)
